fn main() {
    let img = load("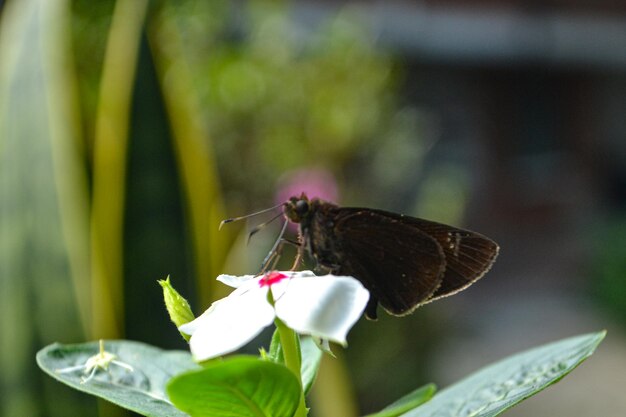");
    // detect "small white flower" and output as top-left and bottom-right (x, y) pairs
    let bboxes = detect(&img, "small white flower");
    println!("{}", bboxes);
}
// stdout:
(56, 340), (134, 384)
(179, 271), (370, 362)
